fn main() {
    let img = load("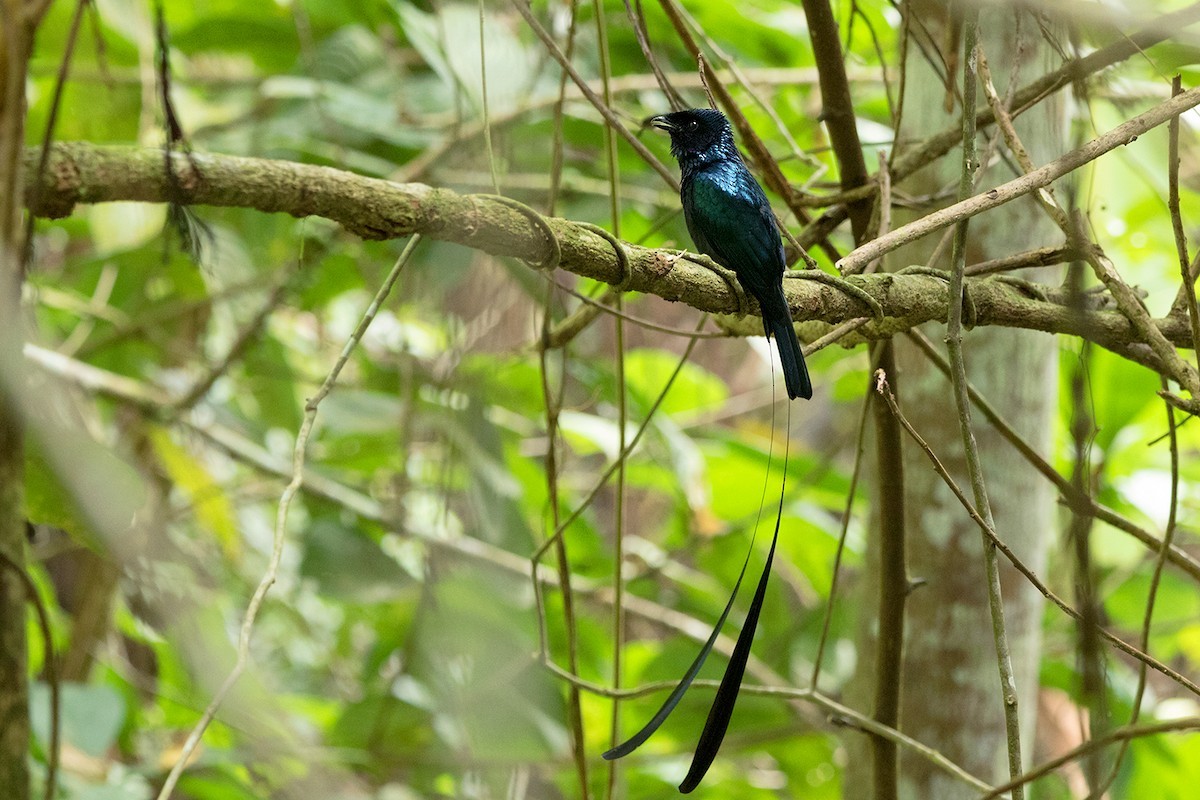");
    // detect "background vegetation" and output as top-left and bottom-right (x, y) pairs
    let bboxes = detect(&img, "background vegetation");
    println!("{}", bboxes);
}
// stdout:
(4, 0), (1200, 798)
